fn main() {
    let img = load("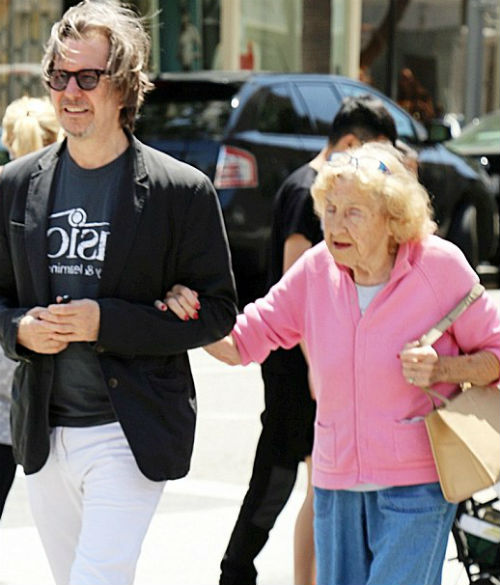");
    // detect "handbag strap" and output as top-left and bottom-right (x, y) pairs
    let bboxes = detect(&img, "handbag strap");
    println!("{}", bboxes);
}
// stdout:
(418, 282), (485, 347)
(417, 282), (485, 409)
